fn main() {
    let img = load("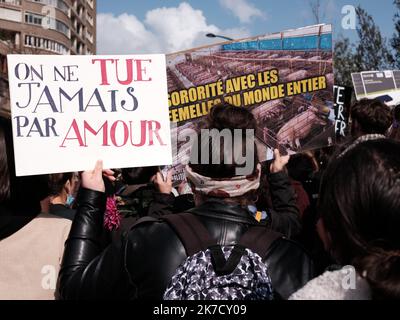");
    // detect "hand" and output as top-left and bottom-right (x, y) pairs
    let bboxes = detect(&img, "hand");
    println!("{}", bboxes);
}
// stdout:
(178, 181), (188, 195)
(270, 149), (290, 174)
(152, 170), (173, 194)
(81, 160), (115, 192)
